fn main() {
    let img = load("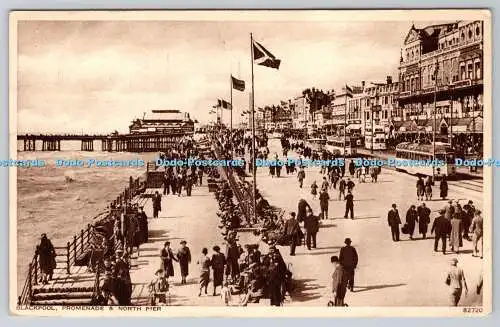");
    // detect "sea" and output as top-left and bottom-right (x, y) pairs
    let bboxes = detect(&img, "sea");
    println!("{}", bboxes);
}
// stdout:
(15, 140), (157, 290)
